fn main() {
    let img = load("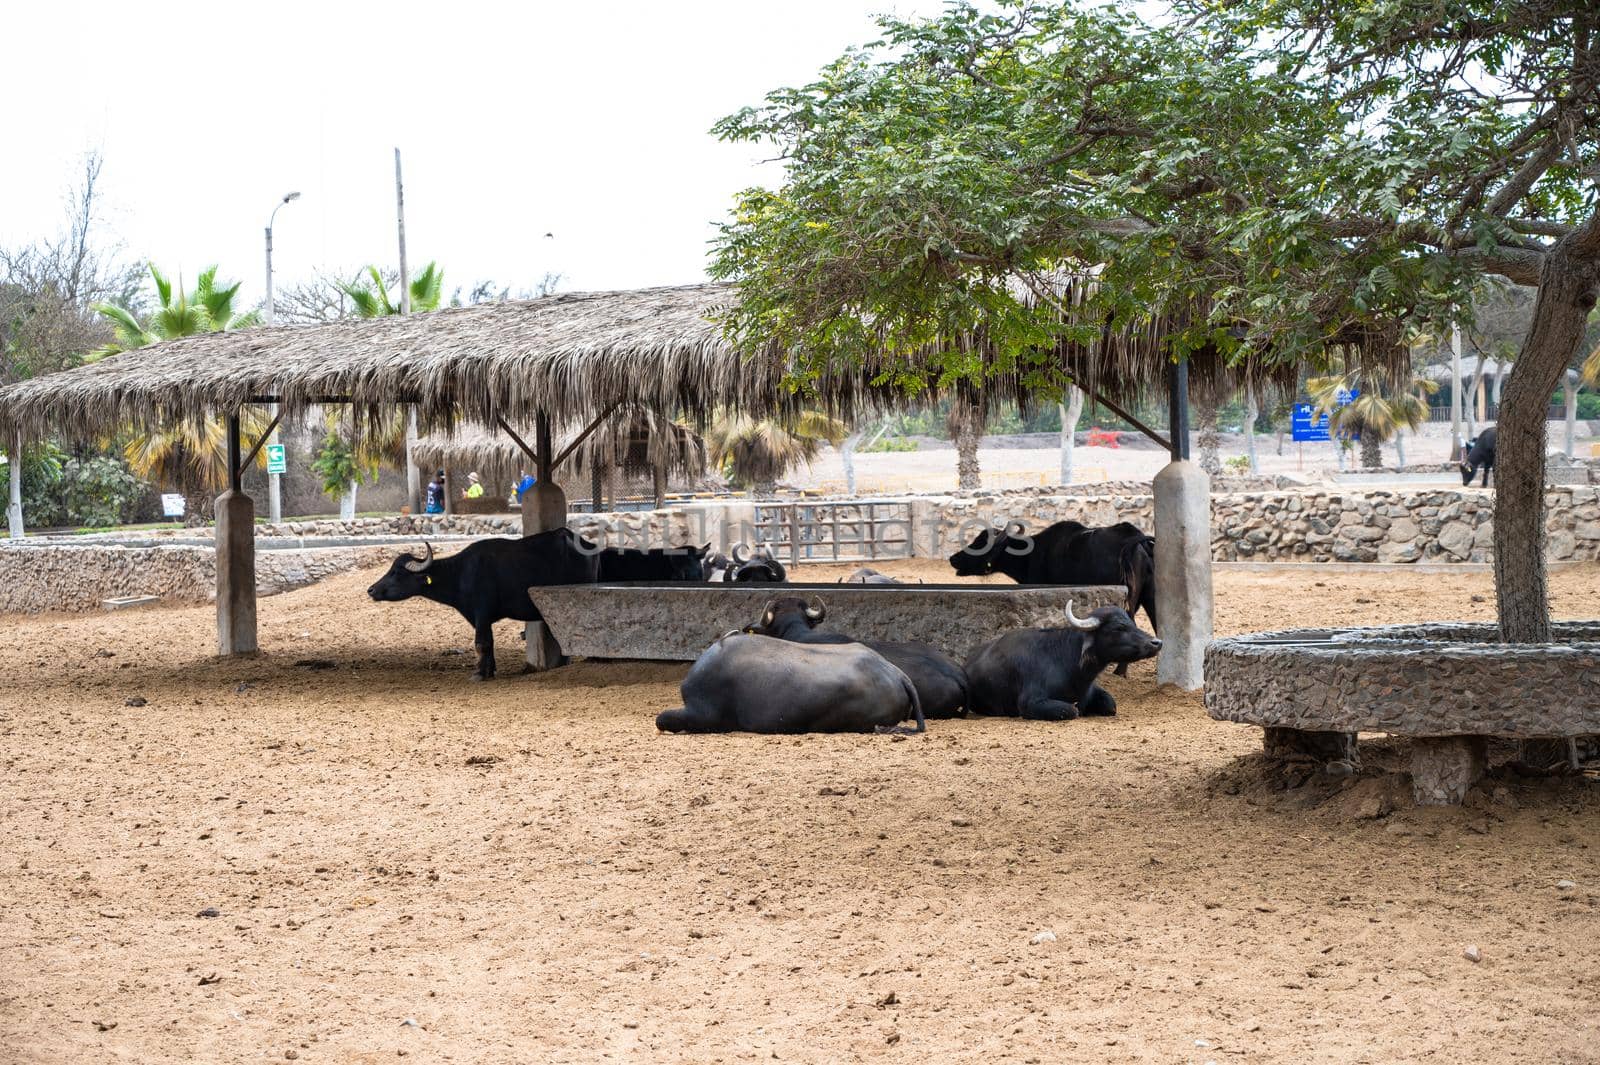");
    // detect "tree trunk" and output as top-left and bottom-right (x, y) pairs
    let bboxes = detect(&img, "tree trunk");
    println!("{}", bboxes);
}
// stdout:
(1242, 381), (1260, 474)
(1395, 431), (1407, 469)
(840, 430), (863, 496)
(590, 462), (604, 513)
(652, 458), (667, 510)
(948, 397), (984, 491)
(1195, 393), (1221, 475)
(1059, 386), (1084, 484)
(1360, 433), (1382, 469)
(1465, 354), (1486, 438)
(340, 481), (357, 521)
(1494, 217), (1600, 646)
